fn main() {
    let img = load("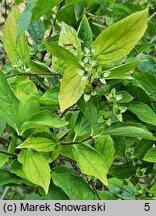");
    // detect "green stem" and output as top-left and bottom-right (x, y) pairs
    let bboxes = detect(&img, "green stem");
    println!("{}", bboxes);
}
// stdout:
(60, 136), (93, 145)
